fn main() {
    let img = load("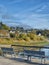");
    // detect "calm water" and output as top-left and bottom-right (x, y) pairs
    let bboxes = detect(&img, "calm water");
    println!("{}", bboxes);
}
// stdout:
(19, 48), (49, 60)
(19, 48), (49, 56)
(41, 48), (49, 56)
